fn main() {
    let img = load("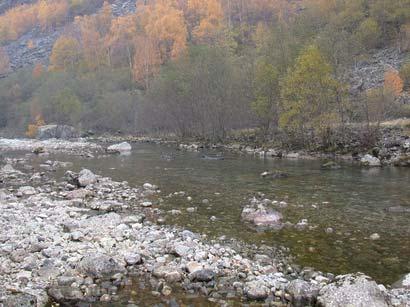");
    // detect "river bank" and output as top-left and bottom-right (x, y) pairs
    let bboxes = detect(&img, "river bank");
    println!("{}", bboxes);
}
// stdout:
(0, 139), (409, 306)
(90, 124), (410, 168)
